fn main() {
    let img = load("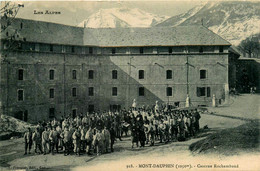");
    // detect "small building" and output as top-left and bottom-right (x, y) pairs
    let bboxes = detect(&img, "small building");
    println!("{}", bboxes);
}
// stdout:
(1, 18), (238, 122)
